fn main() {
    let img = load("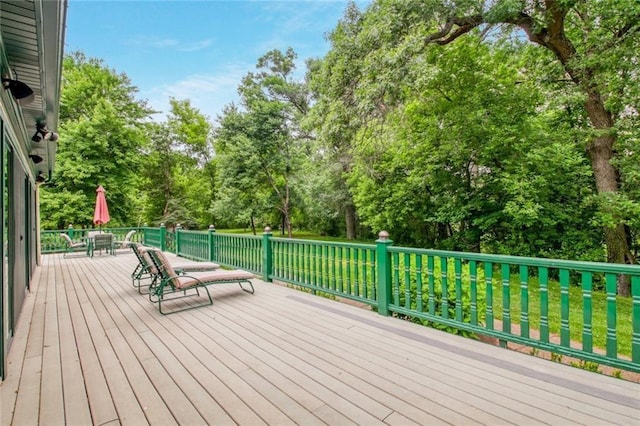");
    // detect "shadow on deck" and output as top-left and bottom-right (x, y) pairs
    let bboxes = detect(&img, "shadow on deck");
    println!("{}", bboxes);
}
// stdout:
(2, 252), (639, 425)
